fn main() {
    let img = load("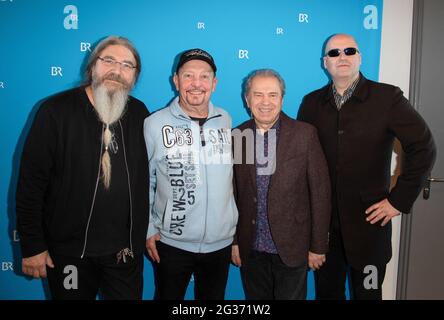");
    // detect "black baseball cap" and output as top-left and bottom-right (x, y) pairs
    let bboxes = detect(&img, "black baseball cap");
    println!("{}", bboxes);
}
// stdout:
(176, 48), (217, 73)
